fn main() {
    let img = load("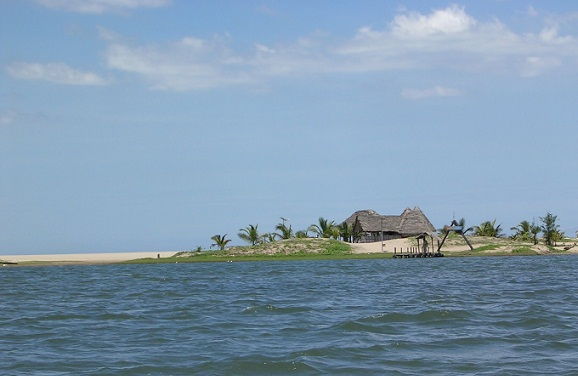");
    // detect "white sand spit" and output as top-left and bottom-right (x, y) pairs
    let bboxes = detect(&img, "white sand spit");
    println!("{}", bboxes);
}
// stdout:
(1, 251), (175, 265)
